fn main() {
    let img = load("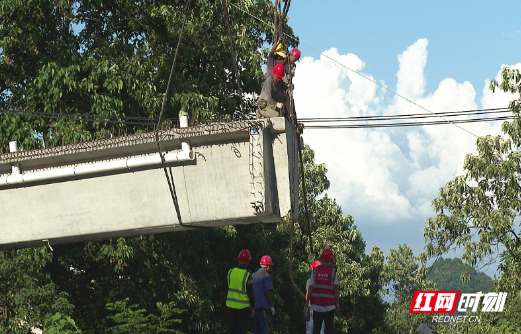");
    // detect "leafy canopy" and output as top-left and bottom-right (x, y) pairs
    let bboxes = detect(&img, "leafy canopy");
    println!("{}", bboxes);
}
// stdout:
(0, 0), (297, 152)
(421, 67), (521, 334)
